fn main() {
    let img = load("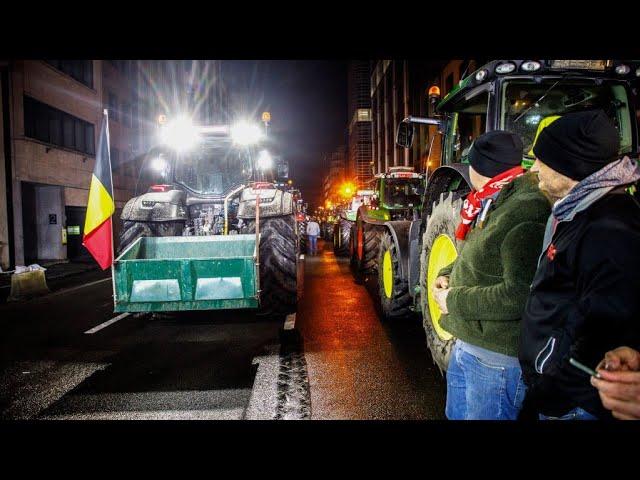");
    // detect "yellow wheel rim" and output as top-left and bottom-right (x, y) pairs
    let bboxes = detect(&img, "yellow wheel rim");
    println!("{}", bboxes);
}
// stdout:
(382, 250), (393, 299)
(427, 234), (458, 341)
